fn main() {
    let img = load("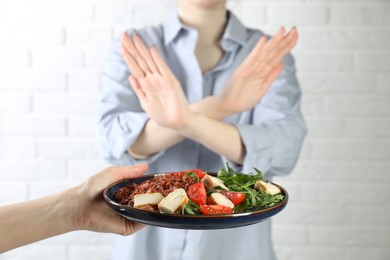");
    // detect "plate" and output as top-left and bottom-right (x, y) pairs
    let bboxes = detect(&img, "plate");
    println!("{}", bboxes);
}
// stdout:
(103, 172), (288, 230)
